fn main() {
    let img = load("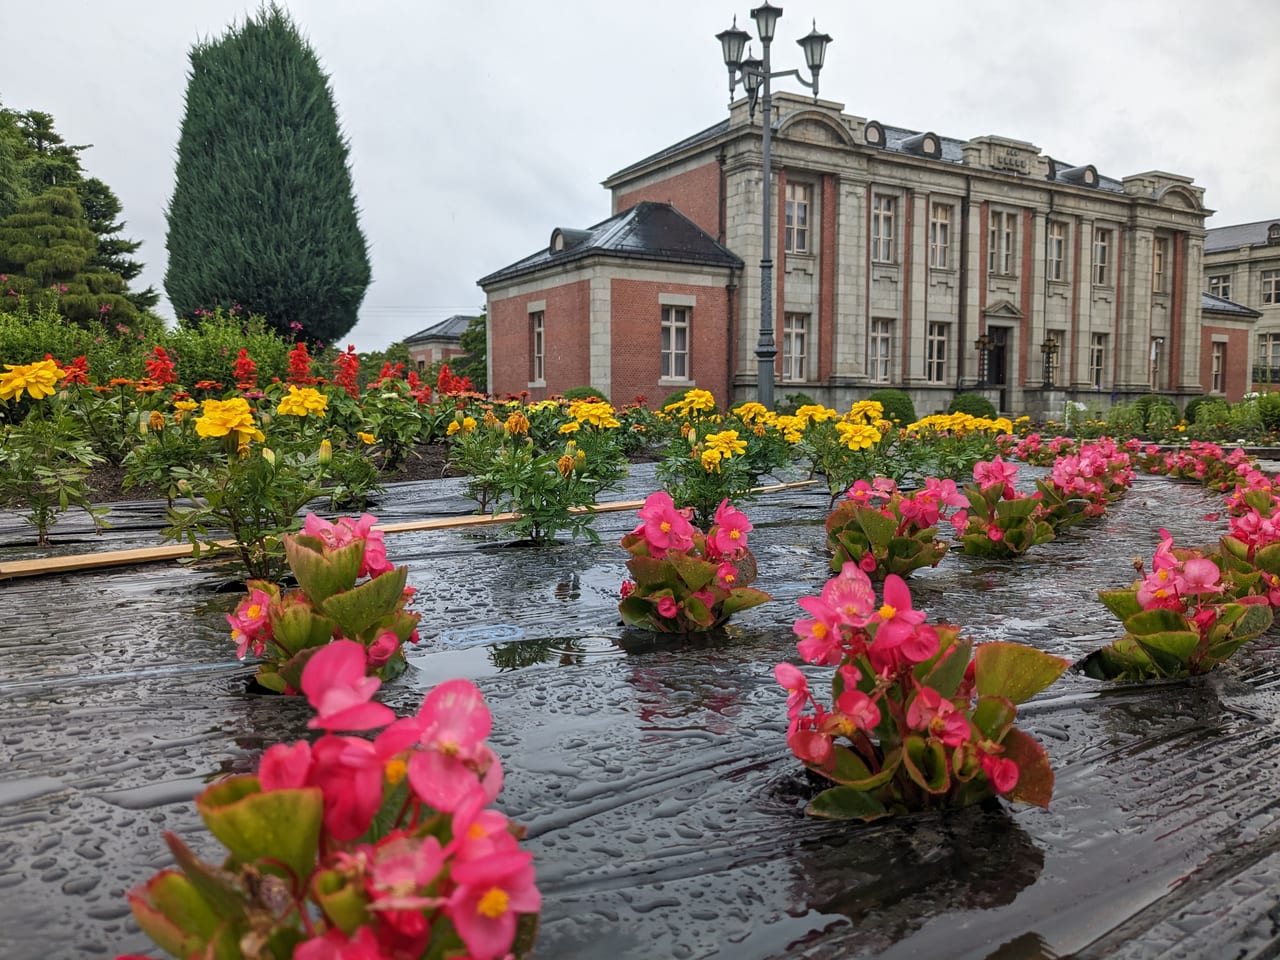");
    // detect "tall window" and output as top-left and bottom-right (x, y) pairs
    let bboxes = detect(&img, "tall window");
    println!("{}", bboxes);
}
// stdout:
(869, 318), (892, 383)
(529, 311), (545, 383)
(1264, 270), (1280, 305)
(661, 305), (690, 380)
(871, 194), (896, 263)
(929, 203), (951, 269)
(988, 210), (1016, 276)
(1153, 237), (1168, 293)
(1208, 274), (1232, 299)
(1258, 333), (1280, 384)
(1047, 221), (1066, 281)
(926, 322), (948, 383)
(782, 313), (808, 382)
(785, 183), (811, 254)
(1211, 342), (1226, 393)
(1090, 333), (1107, 388)
(1093, 228), (1112, 286)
